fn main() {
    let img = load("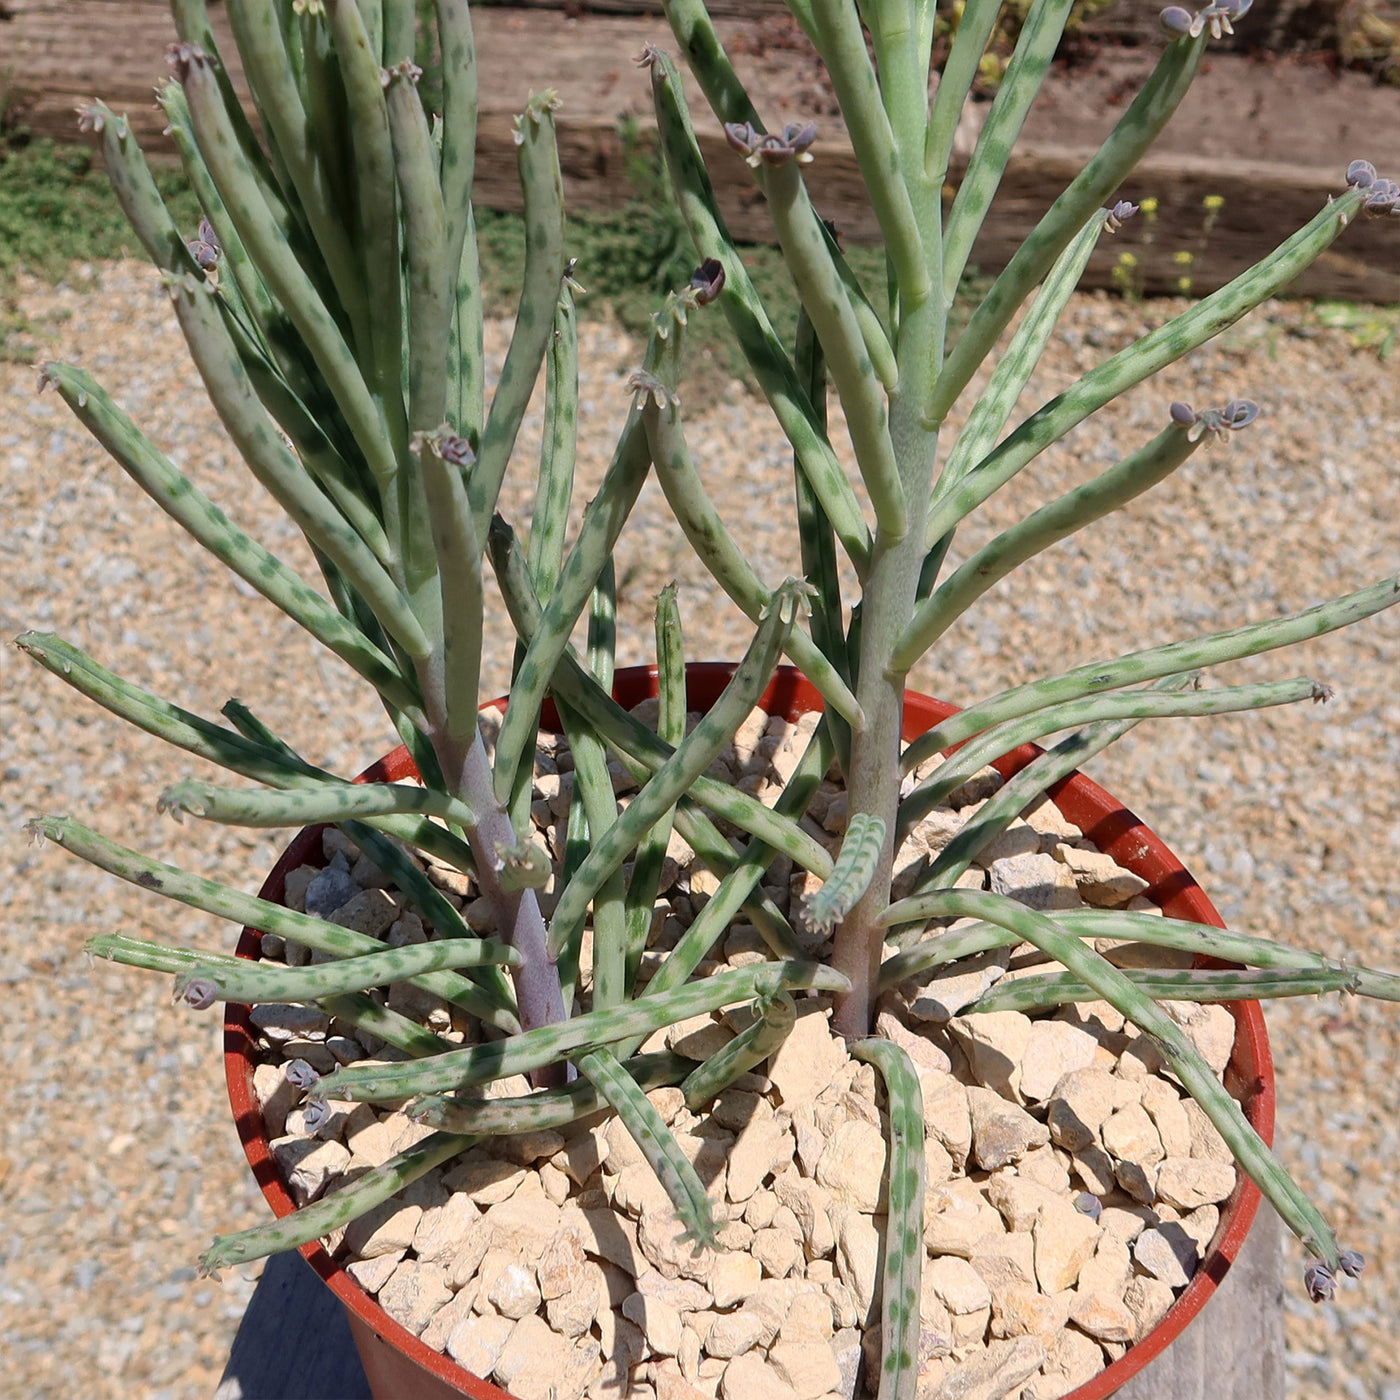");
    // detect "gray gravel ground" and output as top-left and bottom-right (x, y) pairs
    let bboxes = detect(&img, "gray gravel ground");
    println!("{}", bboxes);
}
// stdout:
(2, 259), (1398, 1400)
